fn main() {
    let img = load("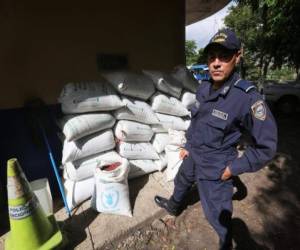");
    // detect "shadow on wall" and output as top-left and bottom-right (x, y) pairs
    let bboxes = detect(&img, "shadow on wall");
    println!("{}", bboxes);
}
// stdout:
(252, 114), (300, 249)
(0, 104), (63, 195)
